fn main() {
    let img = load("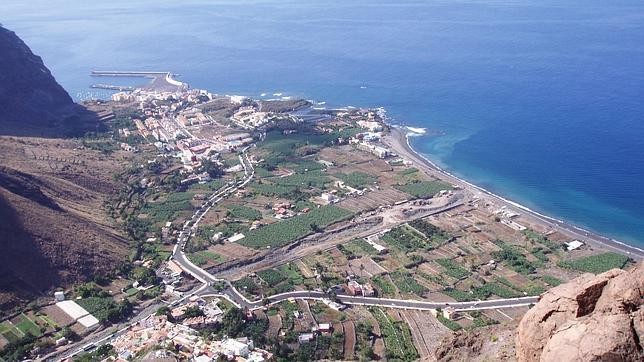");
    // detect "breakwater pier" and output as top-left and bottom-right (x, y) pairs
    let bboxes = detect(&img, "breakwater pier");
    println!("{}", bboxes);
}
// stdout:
(90, 71), (187, 92)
